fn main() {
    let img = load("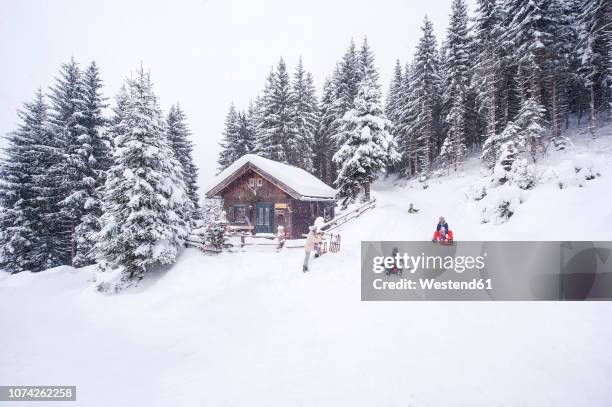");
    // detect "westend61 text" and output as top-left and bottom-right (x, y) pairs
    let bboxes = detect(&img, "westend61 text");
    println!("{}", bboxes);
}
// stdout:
(373, 278), (493, 291)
